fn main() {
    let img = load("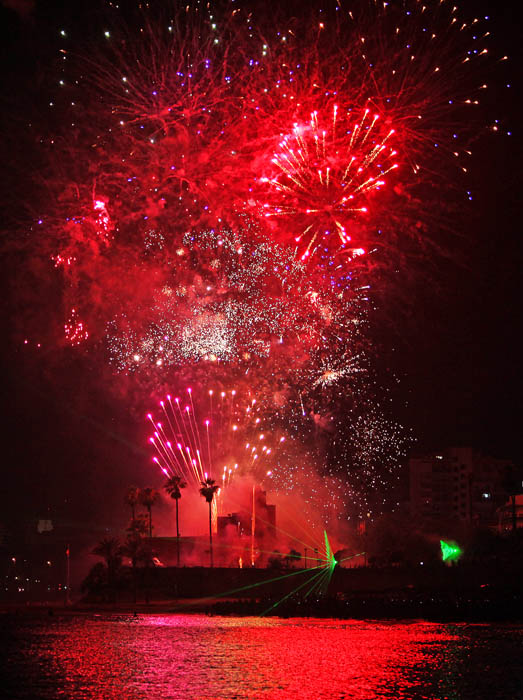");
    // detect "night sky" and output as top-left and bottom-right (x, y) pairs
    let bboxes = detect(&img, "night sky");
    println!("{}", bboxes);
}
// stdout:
(0, 0), (521, 534)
